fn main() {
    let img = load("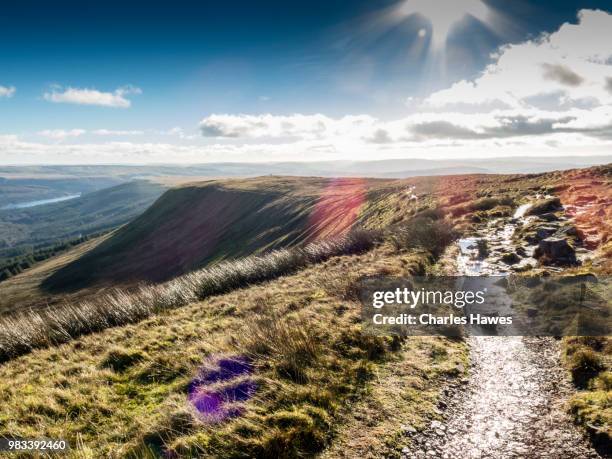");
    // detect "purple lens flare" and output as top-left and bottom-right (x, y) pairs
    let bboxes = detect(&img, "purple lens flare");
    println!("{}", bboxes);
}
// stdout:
(187, 355), (256, 423)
